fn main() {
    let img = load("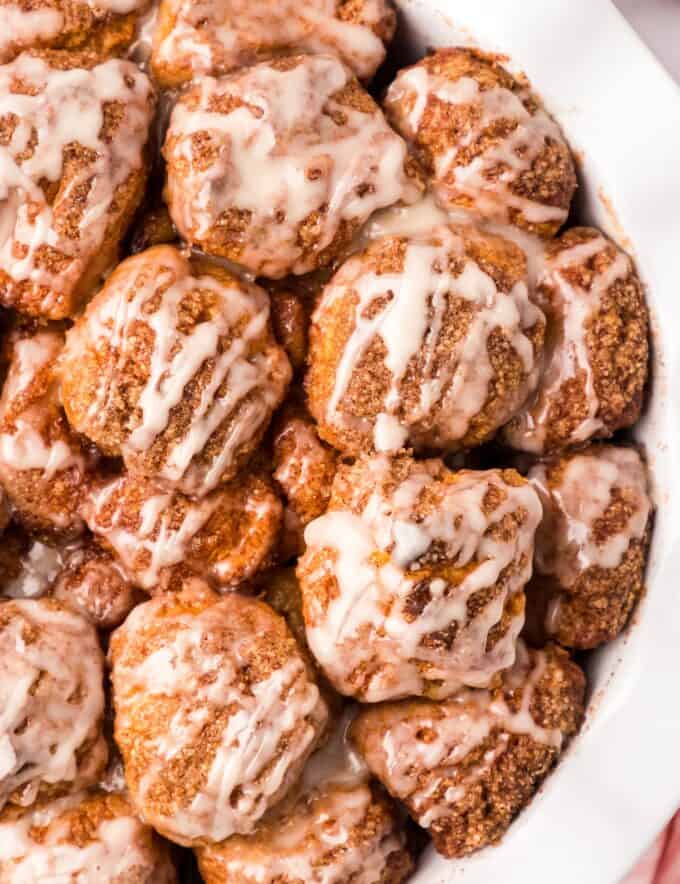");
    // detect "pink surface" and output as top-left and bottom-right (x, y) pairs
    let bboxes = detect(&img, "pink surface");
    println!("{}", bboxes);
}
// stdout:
(624, 814), (680, 883)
